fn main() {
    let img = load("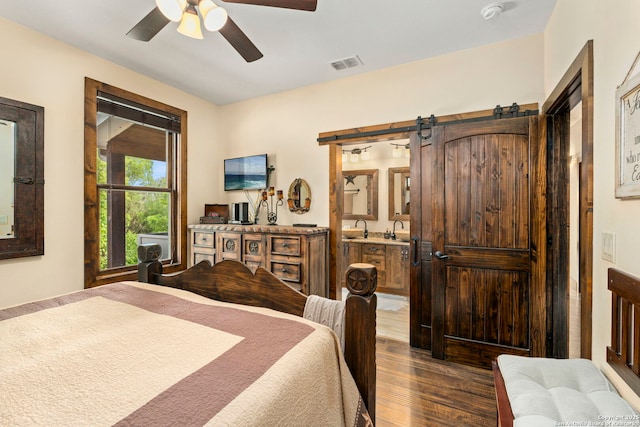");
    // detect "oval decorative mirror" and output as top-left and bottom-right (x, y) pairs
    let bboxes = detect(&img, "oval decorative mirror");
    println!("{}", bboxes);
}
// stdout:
(342, 169), (378, 220)
(287, 178), (311, 214)
(388, 167), (410, 221)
